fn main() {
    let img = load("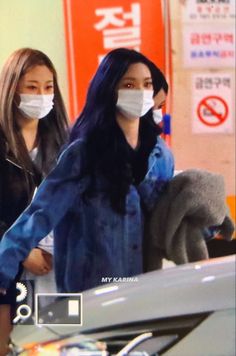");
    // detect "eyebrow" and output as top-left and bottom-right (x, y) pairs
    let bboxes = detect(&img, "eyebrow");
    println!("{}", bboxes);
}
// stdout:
(122, 77), (152, 81)
(25, 80), (53, 83)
